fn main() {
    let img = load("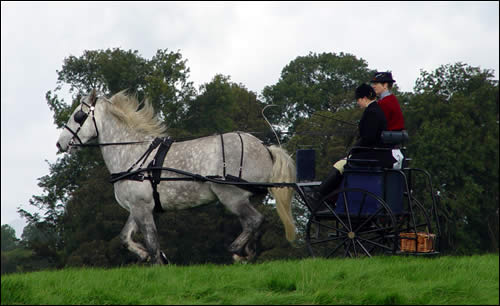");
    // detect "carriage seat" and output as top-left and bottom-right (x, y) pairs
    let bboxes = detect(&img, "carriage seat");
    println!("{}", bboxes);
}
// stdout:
(381, 130), (409, 146)
(345, 130), (409, 170)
